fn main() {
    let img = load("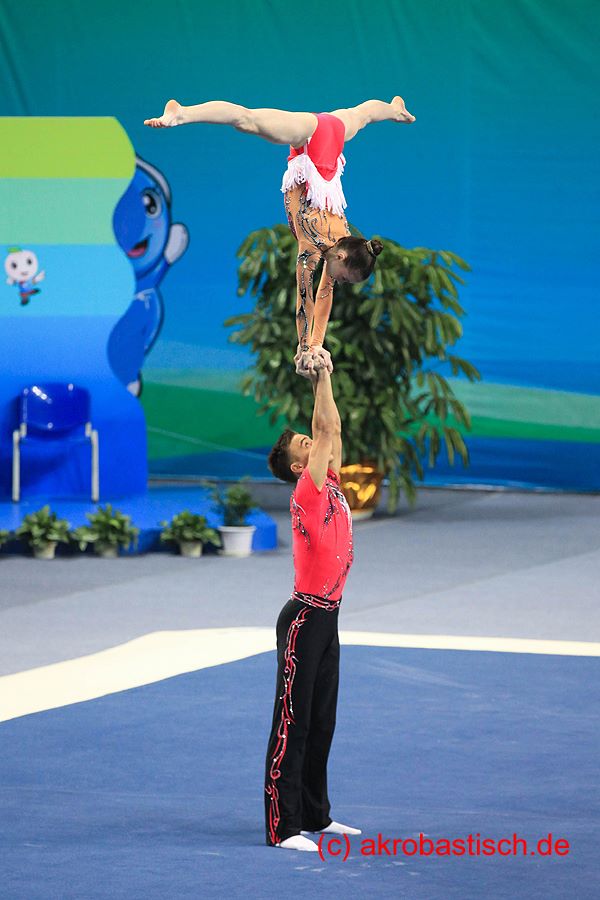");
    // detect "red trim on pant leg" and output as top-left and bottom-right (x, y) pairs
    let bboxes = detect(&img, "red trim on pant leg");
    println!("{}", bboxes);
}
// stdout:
(265, 604), (313, 846)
